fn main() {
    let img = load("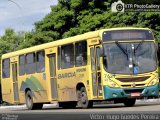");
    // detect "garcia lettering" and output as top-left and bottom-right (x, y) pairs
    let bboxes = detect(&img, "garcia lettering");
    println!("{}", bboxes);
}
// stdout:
(58, 72), (76, 79)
